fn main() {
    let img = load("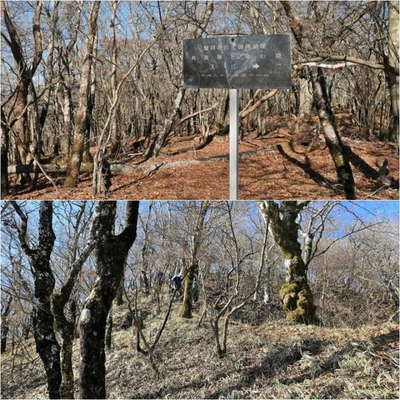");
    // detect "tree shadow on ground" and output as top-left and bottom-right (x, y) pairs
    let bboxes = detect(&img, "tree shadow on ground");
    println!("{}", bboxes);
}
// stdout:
(280, 329), (399, 387)
(344, 145), (399, 189)
(8, 173), (63, 196)
(370, 329), (399, 350)
(135, 338), (325, 399)
(205, 338), (325, 399)
(276, 145), (341, 194)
